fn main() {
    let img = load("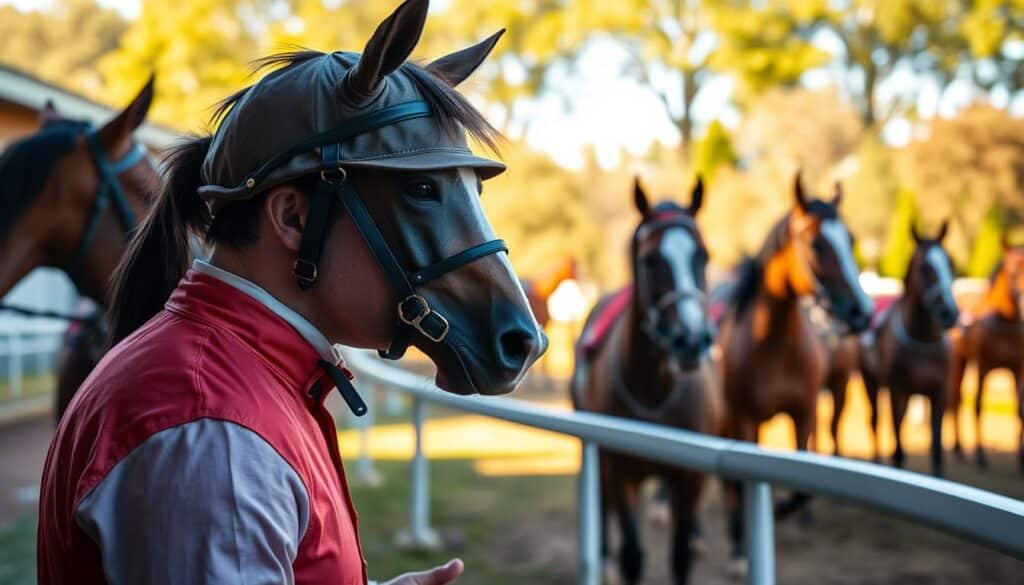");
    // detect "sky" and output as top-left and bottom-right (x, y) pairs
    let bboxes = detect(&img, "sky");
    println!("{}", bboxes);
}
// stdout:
(3, 0), (1021, 170)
